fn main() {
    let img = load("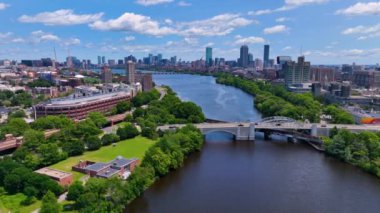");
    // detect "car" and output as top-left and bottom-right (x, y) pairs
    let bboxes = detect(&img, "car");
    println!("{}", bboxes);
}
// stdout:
(276, 123), (281, 126)
(321, 124), (327, 127)
(238, 123), (244, 127)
